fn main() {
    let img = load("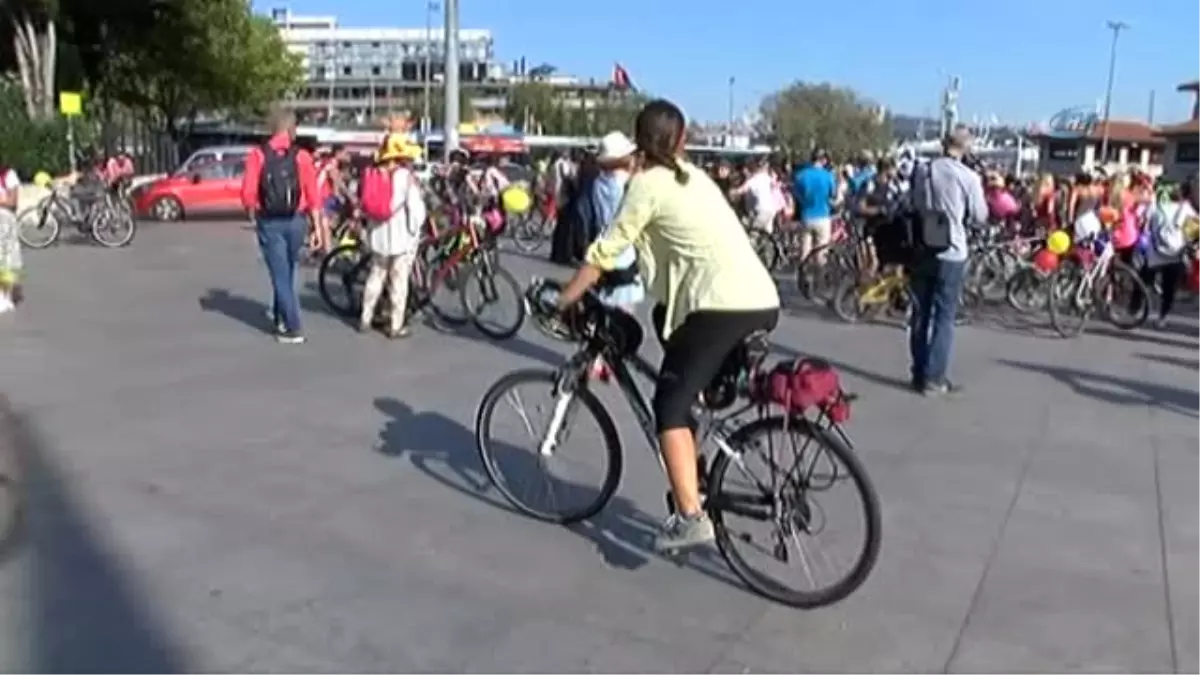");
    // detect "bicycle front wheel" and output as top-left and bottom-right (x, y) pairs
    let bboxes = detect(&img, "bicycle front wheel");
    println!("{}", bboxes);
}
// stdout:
(709, 415), (881, 609)
(475, 369), (623, 524)
(317, 243), (369, 318)
(461, 262), (525, 340)
(1098, 259), (1149, 330)
(1048, 259), (1092, 338)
